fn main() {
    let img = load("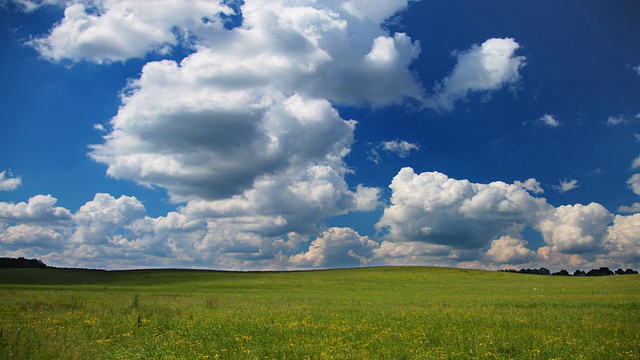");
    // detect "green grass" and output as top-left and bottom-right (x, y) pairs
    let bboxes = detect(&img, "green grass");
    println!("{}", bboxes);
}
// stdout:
(0, 267), (638, 359)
